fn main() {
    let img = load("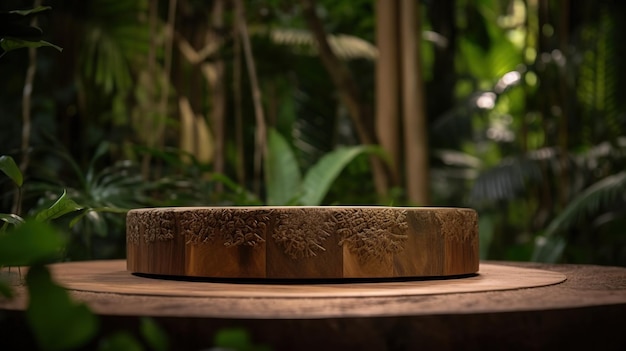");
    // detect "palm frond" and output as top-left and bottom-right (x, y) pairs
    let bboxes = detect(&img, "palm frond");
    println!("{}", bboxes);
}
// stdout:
(269, 28), (378, 60)
(576, 6), (625, 145)
(431, 149), (481, 181)
(80, 0), (150, 96)
(543, 171), (626, 237)
(470, 148), (561, 203)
